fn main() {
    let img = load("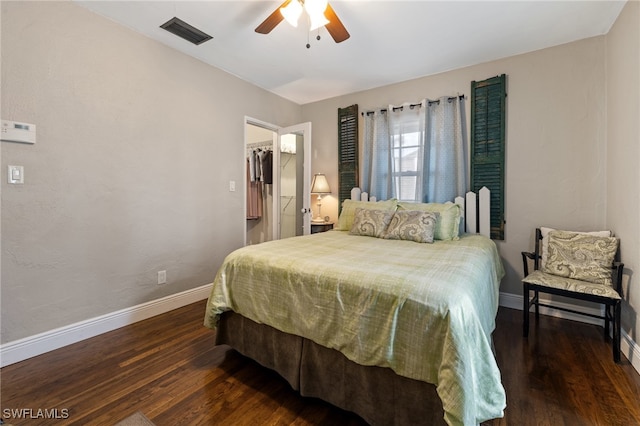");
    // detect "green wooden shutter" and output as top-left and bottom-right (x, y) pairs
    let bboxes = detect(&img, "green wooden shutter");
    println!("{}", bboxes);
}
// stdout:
(471, 74), (506, 240)
(338, 104), (359, 214)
